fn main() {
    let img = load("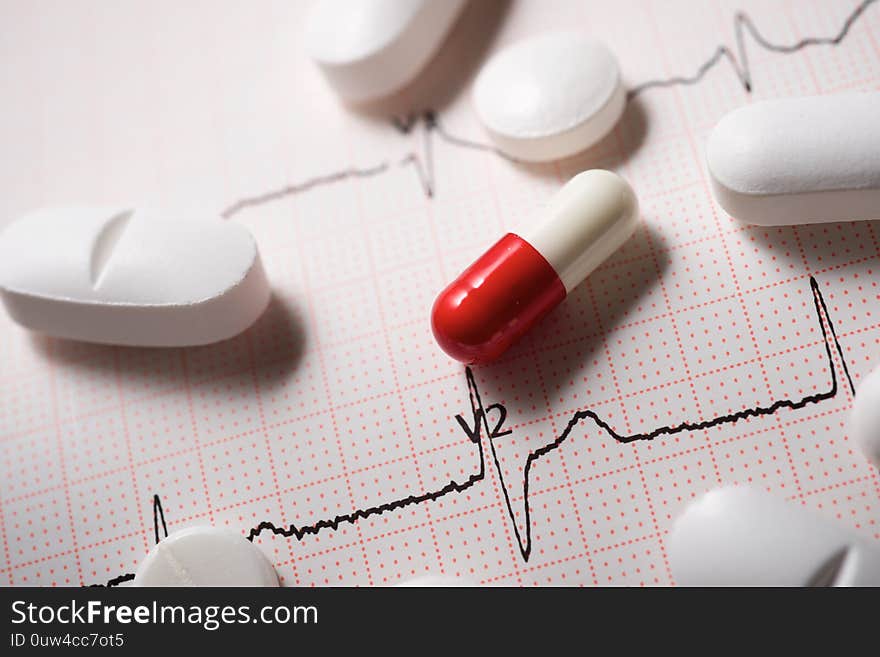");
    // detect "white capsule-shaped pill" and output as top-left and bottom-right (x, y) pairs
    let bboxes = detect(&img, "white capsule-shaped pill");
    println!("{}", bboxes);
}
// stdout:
(396, 575), (476, 587)
(305, 0), (467, 103)
(472, 32), (625, 162)
(706, 92), (880, 225)
(134, 526), (279, 587)
(0, 207), (270, 347)
(669, 487), (880, 586)
(852, 362), (880, 468)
